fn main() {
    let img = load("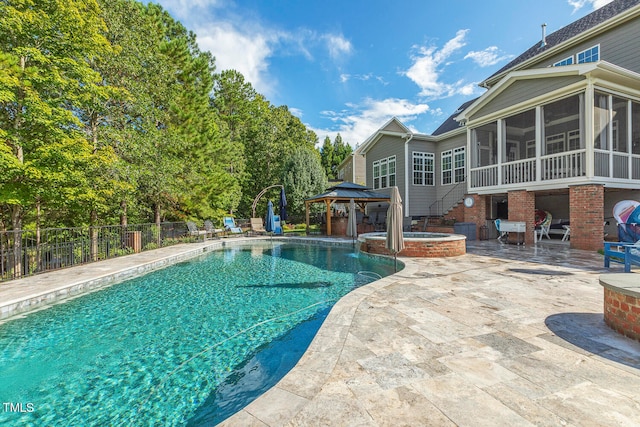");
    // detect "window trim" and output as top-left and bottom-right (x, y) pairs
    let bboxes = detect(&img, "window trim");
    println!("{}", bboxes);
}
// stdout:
(372, 155), (396, 189)
(412, 151), (435, 186)
(442, 147), (465, 185)
(577, 44), (599, 64)
(554, 55), (574, 67)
